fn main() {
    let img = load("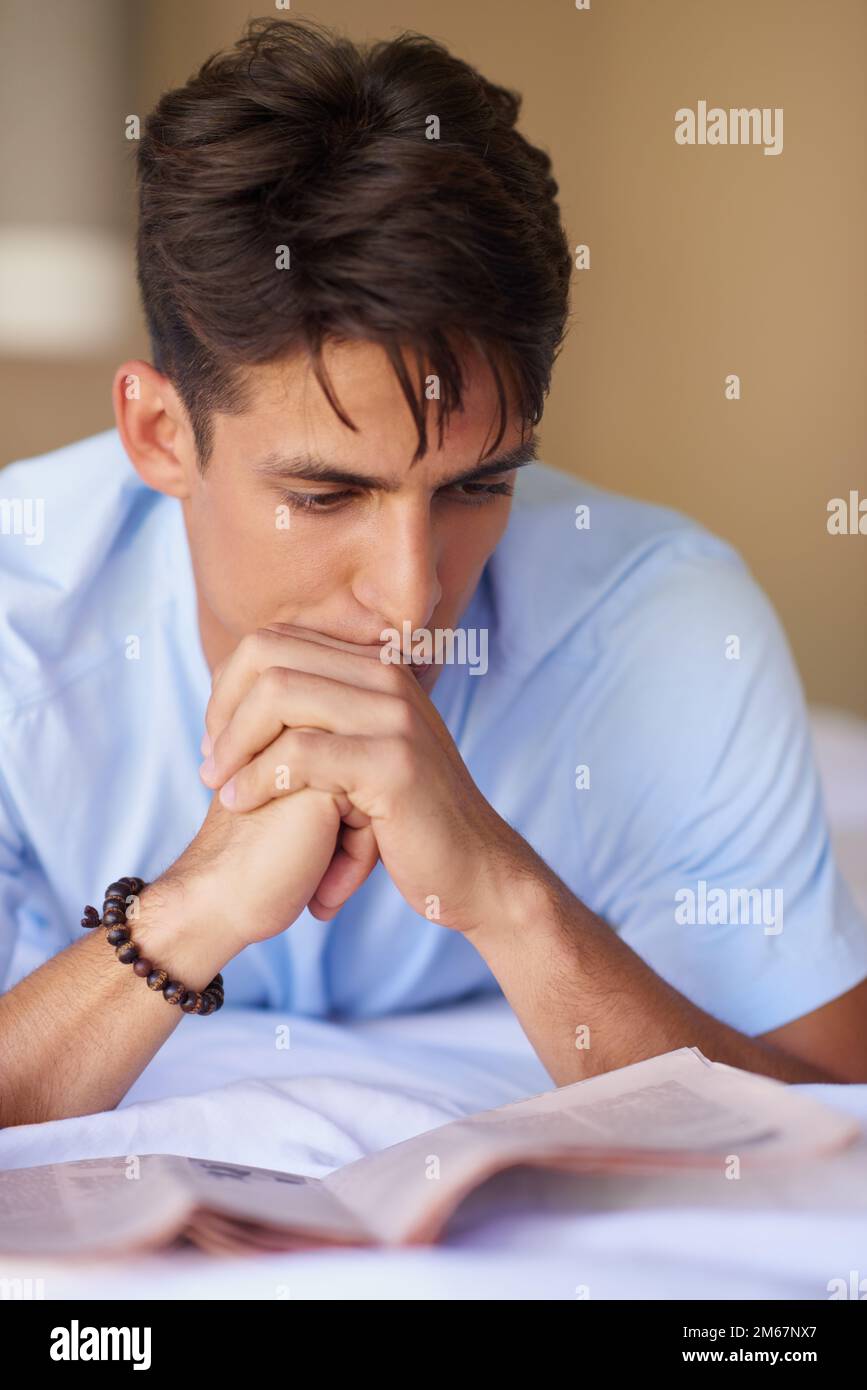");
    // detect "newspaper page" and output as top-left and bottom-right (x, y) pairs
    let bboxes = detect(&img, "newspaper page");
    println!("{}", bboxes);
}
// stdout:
(0, 1153), (372, 1257)
(323, 1048), (861, 1244)
(0, 1154), (193, 1258)
(179, 1156), (372, 1245)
